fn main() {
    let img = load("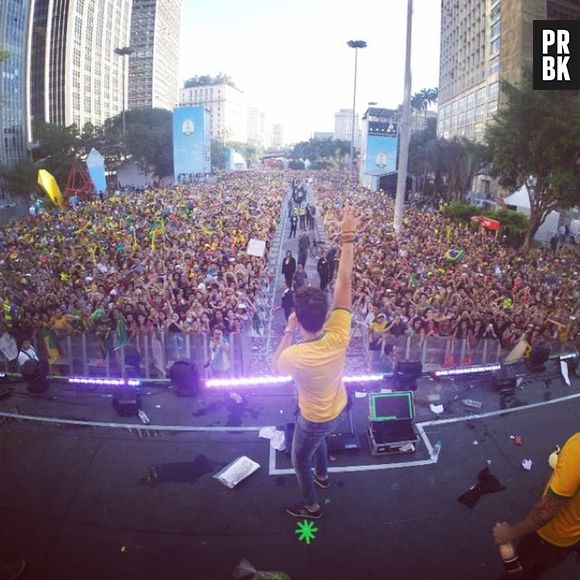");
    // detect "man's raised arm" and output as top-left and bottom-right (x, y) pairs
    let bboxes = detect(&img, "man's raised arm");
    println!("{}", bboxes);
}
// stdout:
(333, 206), (357, 311)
